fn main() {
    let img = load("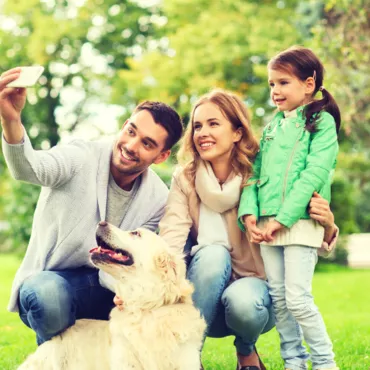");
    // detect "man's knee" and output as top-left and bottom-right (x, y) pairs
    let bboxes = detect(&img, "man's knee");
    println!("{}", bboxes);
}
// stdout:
(21, 271), (73, 307)
(19, 271), (76, 332)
